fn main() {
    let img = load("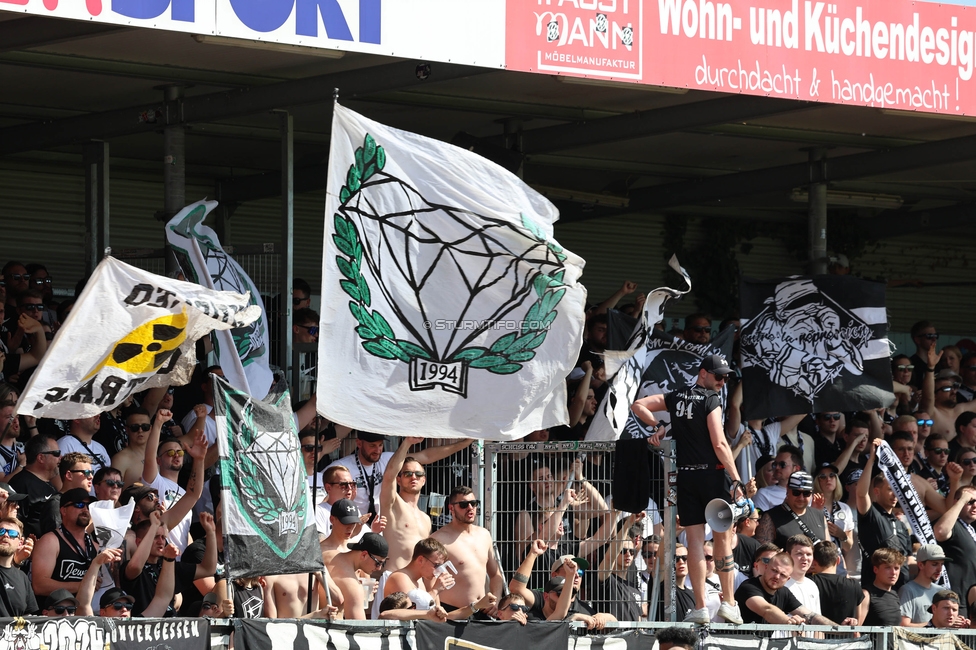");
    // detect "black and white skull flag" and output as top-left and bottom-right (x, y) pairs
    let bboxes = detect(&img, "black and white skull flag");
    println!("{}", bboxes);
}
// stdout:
(214, 374), (323, 580)
(739, 275), (893, 420)
(317, 104), (586, 439)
